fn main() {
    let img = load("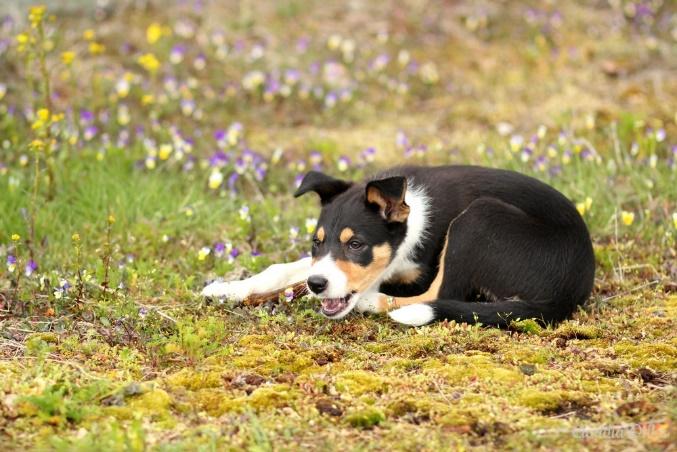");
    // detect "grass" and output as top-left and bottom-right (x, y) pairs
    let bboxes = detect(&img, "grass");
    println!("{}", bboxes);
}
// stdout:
(0, 1), (675, 450)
